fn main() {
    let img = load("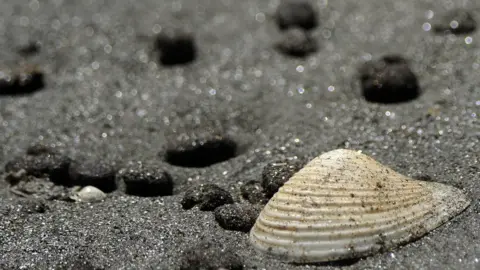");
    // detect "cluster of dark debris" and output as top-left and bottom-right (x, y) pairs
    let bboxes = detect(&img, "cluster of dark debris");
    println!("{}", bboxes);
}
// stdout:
(178, 157), (304, 233)
(157, 1), (477, 63)
(3, 140), (303, 233)
(1, 1), (475, 104)
(175, 157), (305, 269)
(2, 142), (307, 268)
(274, 0), (319, 58)
(3, 144), (173, 201)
